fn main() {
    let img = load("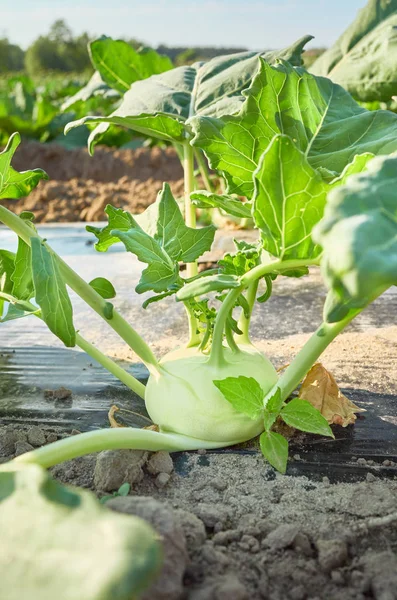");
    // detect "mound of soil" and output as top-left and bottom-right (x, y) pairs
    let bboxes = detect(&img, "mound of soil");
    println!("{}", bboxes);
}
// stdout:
(5, 141), (184, 222)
